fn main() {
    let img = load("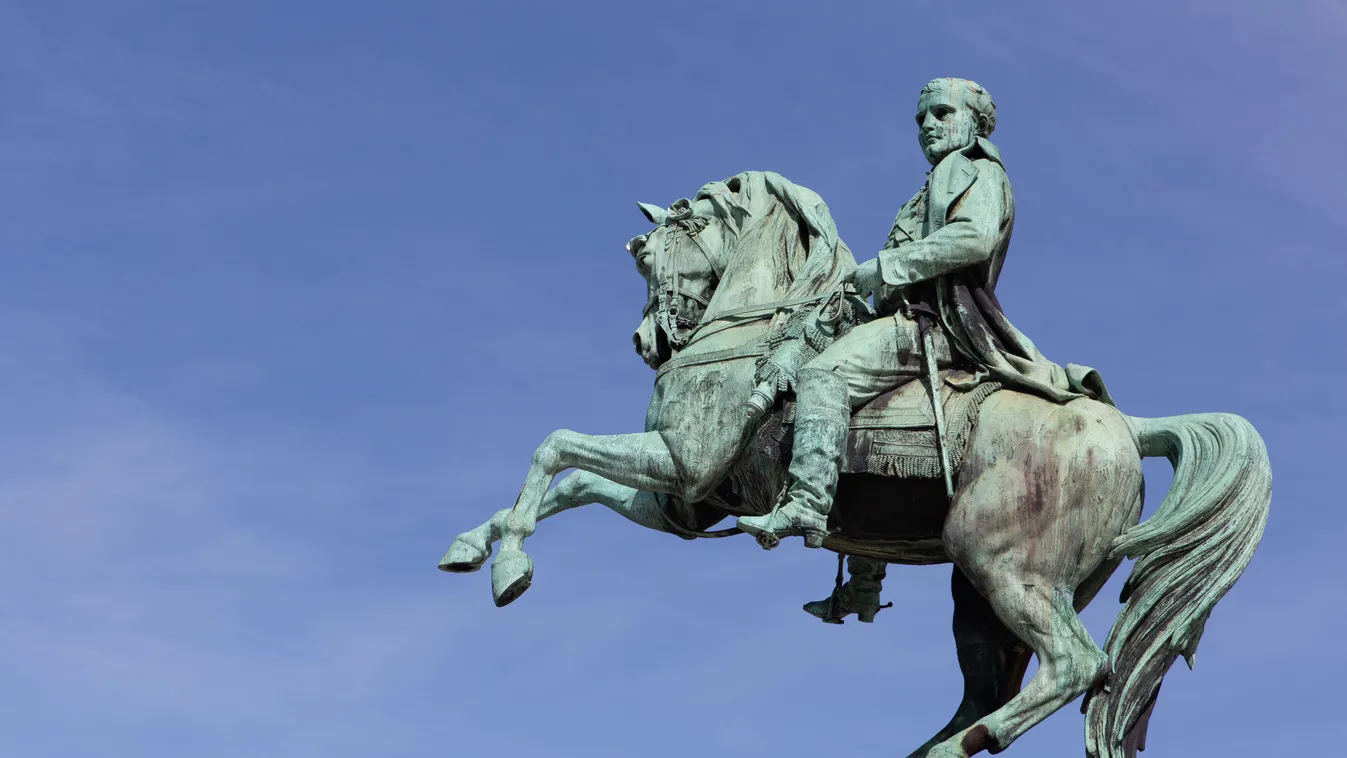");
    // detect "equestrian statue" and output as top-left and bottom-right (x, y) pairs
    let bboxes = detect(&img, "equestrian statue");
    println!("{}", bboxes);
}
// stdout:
(439, 78), (1271, 758)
